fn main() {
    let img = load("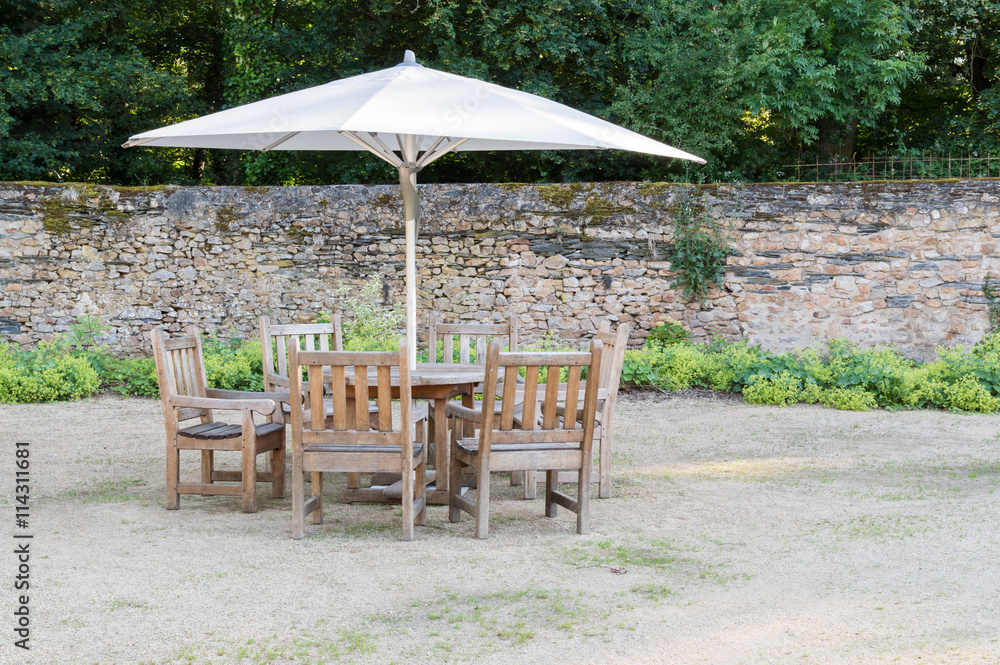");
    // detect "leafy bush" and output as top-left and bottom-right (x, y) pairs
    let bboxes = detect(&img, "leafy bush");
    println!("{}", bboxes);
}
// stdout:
(102, 355), (159, 397)
(201, 335), (265, 392)
(742, 371), (803, 407)
(0, 340), (100, 403)
(944, 375), (1000, 413)
(820, 387), (878, 411)
(620, 334), (1000, 413)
